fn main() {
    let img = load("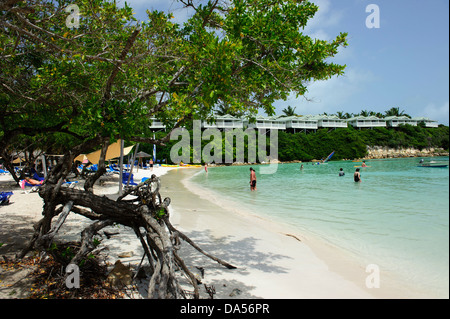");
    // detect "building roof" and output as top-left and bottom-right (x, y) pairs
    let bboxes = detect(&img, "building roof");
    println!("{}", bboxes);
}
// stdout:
(304, 114), (343, 120)
(346, 116), (386, 121)
(384, 116), (413, 120)
(411, 117), (437, 122)
(213, 114), (241, 120)
(282, 116), (317, 121)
